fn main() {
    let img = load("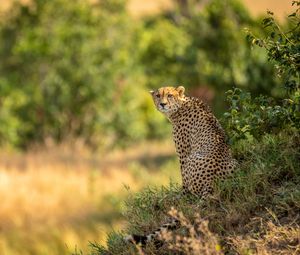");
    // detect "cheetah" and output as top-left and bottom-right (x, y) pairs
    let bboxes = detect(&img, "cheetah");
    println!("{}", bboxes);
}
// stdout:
(125, 86), (237, 245)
